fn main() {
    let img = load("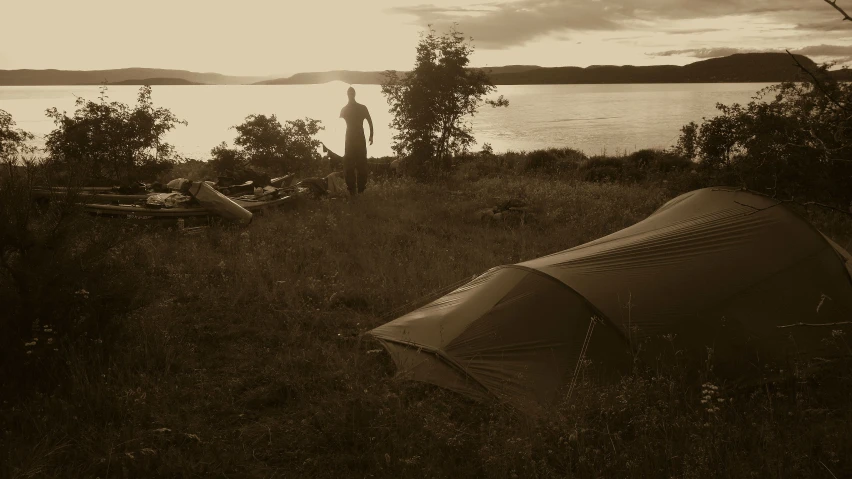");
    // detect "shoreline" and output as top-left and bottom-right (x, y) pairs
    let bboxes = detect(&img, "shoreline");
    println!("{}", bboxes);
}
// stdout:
(0, 80), (821, 87)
